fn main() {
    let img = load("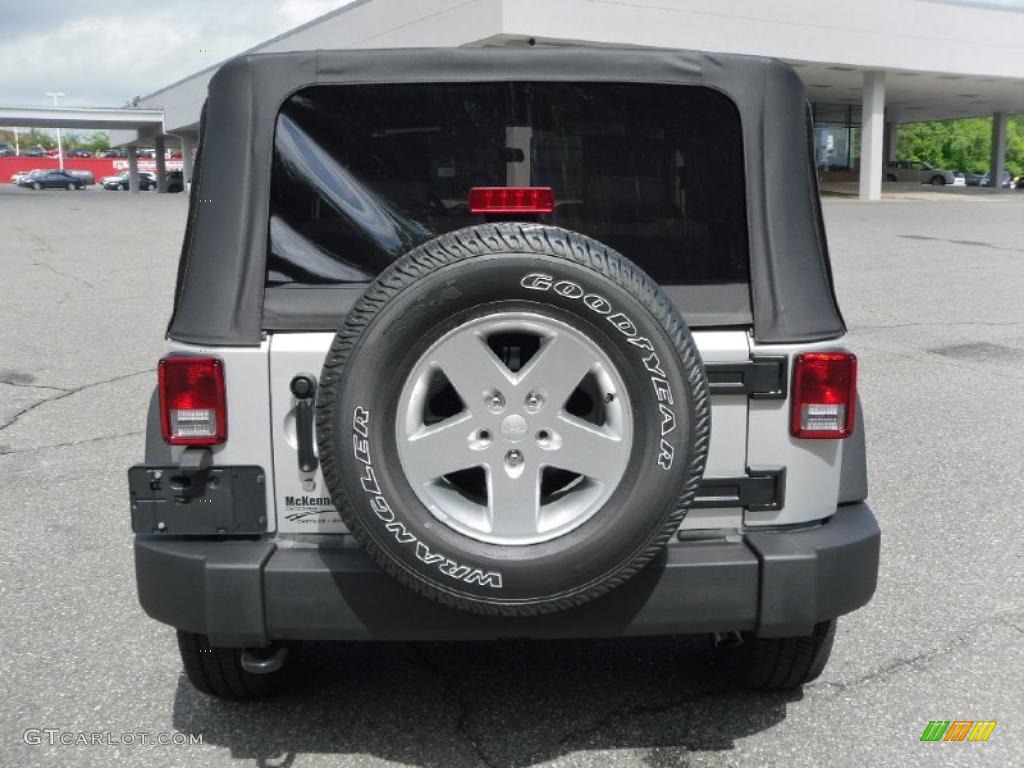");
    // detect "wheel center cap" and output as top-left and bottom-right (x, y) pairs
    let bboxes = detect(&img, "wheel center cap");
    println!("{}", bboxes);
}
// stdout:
(500, 414), (528, 443)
